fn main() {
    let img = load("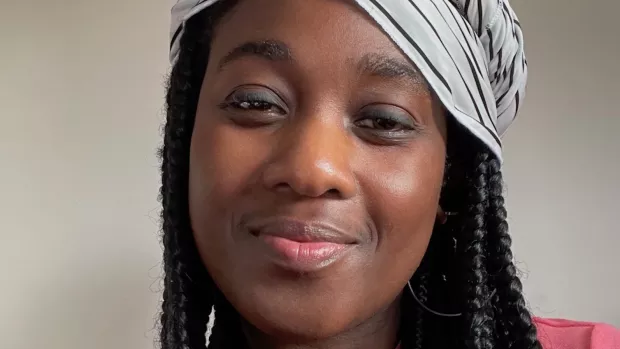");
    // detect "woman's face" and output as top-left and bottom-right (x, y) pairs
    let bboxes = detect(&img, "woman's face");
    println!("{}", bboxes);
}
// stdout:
(189, 0), (447, 339)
